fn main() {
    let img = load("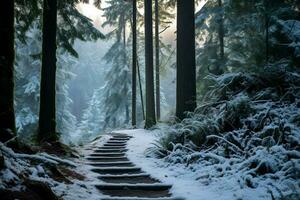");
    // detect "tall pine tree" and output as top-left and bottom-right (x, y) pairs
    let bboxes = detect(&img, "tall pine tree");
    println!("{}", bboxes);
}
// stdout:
(144, 0), (156, 128)
(38, 0), (58, 141)
(0, 0), (16, 142)
(132, 0), (137, 127)
(99, 0), (132, 129)
(176, 0), (196, 120)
